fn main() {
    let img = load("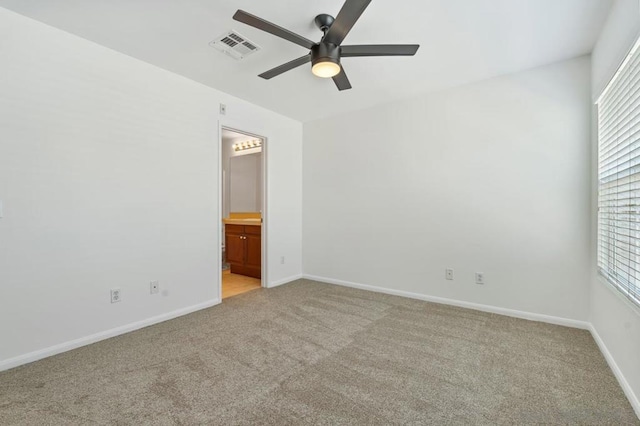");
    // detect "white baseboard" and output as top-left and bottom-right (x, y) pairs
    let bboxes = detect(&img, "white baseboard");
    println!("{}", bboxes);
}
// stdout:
(0, 298), (221, 373)
(302, 274), (590, 330)
(589, 324), (640, 418)
(268, 274), (303, 288)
